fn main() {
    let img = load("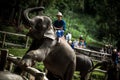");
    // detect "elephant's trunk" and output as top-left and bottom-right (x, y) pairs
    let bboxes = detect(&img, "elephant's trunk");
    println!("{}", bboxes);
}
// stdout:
(23, 7), (45, 27)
